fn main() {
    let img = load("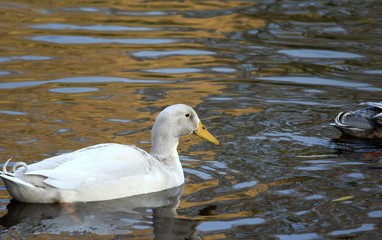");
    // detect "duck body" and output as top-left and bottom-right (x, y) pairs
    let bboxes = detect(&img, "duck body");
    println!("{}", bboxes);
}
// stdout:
(0, 104), (219, 203)
(1, 143), (183, 203)
(331, 101), (382, 139)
